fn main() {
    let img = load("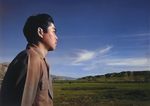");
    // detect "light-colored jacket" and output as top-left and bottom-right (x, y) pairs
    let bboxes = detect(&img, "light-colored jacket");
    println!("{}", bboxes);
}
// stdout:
(0, 43), (53, 106)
